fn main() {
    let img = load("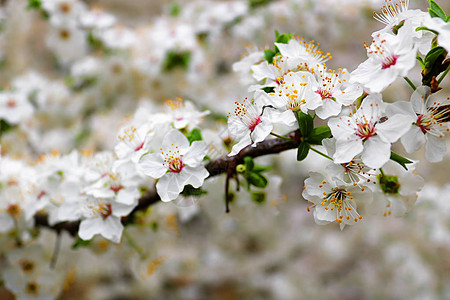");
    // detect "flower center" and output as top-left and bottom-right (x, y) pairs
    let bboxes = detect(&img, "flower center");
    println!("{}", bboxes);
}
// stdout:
(135, 141), (145, 151)
(315, 89), (333, 100)
(168, 157), (184, 173)
(356, 122), (376, 141)
(98, 203), (112, 220)
(7, 204), (21, 218)
(381, 54), (398, 69)
(416, 114), (432, 133)
(110, 185), (123, 194)
(59, 29), (71, 40)
(26, 282), (39, 296)
(248, 115), (261, 131)
(59, 2), (72, 14)
(20, 260), (35, 273)
(378, 174), (400, 194)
